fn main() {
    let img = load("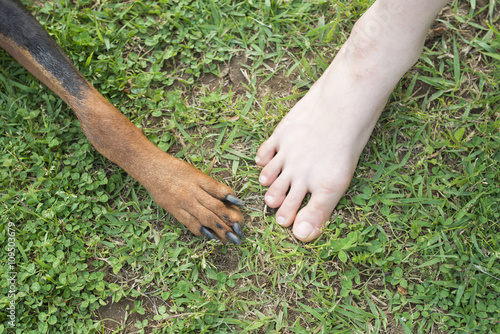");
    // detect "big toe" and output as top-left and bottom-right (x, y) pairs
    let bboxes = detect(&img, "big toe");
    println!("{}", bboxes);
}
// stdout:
(292, 190), (342, 242)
